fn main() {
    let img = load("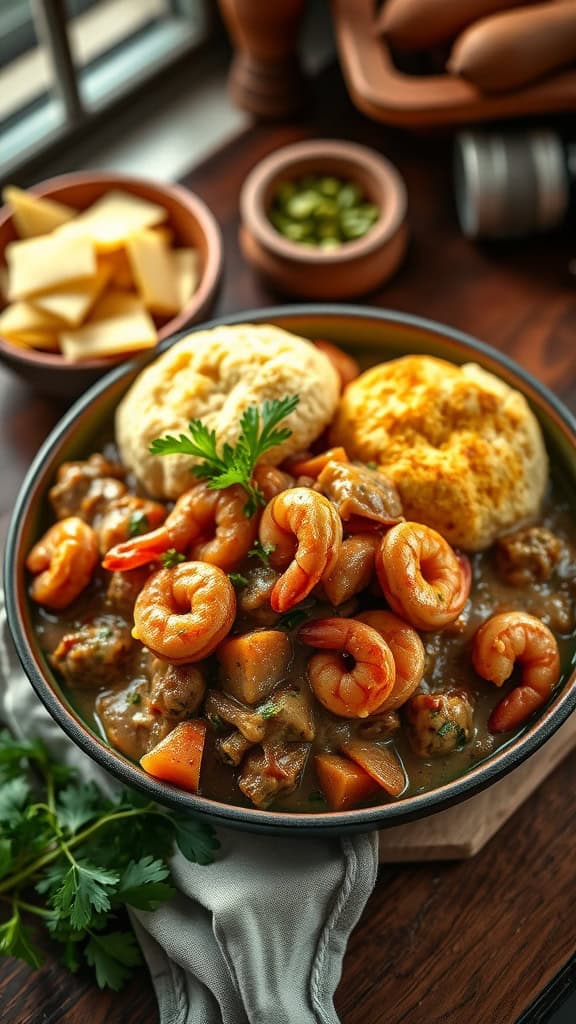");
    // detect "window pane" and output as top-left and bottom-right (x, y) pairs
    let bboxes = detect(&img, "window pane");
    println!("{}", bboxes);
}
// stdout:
(65, 0), (208, 111)
(0, 0), (65, 173)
